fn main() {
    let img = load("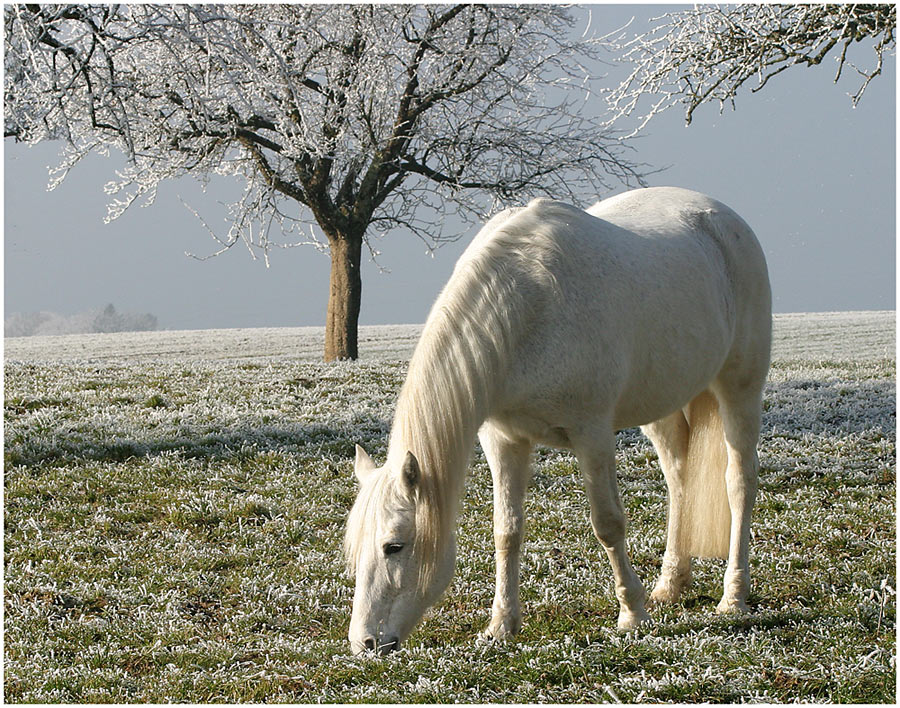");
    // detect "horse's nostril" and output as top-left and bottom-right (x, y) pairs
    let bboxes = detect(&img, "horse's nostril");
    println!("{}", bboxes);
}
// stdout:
(363, 637), (376, 651)
(380, 636), (399, 655)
